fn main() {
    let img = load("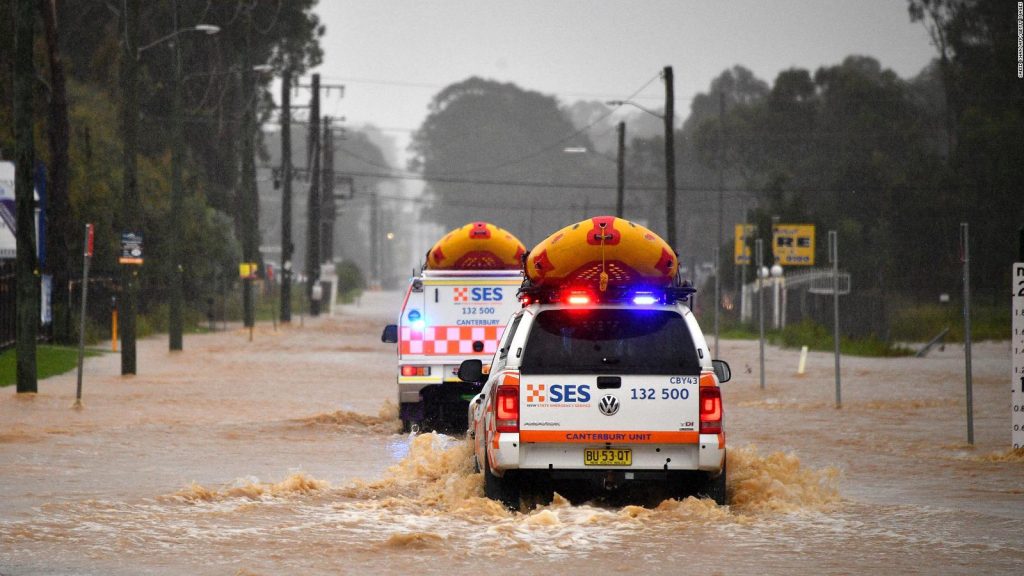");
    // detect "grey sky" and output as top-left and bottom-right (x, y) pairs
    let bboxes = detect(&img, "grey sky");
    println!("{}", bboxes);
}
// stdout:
(315, 0), (937, 160)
